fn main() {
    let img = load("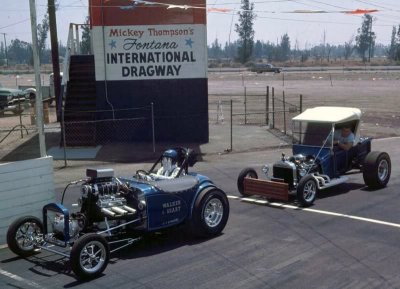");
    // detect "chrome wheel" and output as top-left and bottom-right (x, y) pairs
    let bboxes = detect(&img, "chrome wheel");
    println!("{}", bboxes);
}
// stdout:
(79, 241), (107, 274)
(204, 198), (223, 228)
(7, 216), (43, 257)
(303, 180), (317, 203)
(15, 221), (41, 251)
(377, 159), (389, 182)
